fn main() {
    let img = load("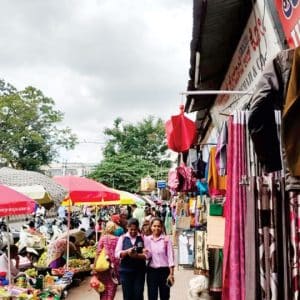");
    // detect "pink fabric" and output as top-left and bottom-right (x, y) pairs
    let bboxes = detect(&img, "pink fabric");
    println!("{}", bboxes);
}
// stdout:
(144, 235), (175, 268)
(222, 112), (247, 300)
(96, 235), (119, 300)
